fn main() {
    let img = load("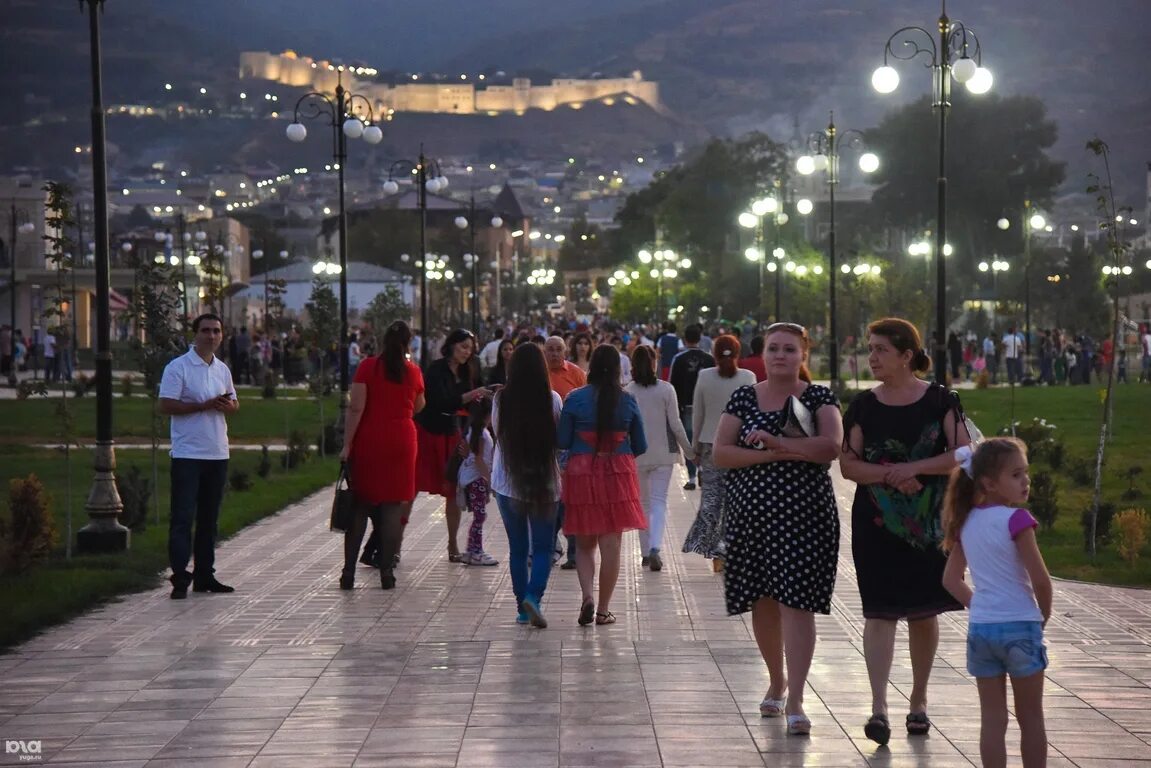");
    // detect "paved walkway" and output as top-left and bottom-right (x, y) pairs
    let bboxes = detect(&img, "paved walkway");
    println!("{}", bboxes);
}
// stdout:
(2, 469), (1150, 767)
